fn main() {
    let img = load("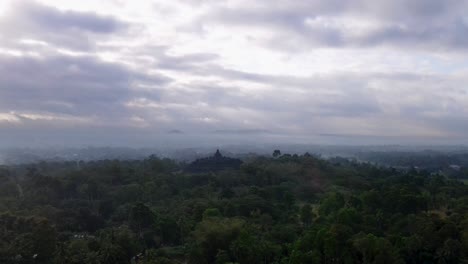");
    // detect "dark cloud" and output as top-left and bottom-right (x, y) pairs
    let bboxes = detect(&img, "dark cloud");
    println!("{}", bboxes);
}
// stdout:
(1, 46), (466, 144)
(201, 0), (468, 51)
(0, 52), (171, 119)
(18, 1), (124, 33)
(316, 96), (381, 117)
(0, 1), (128, 51)
(213, 129), (271, 135)
(207, 0), (467, 25)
